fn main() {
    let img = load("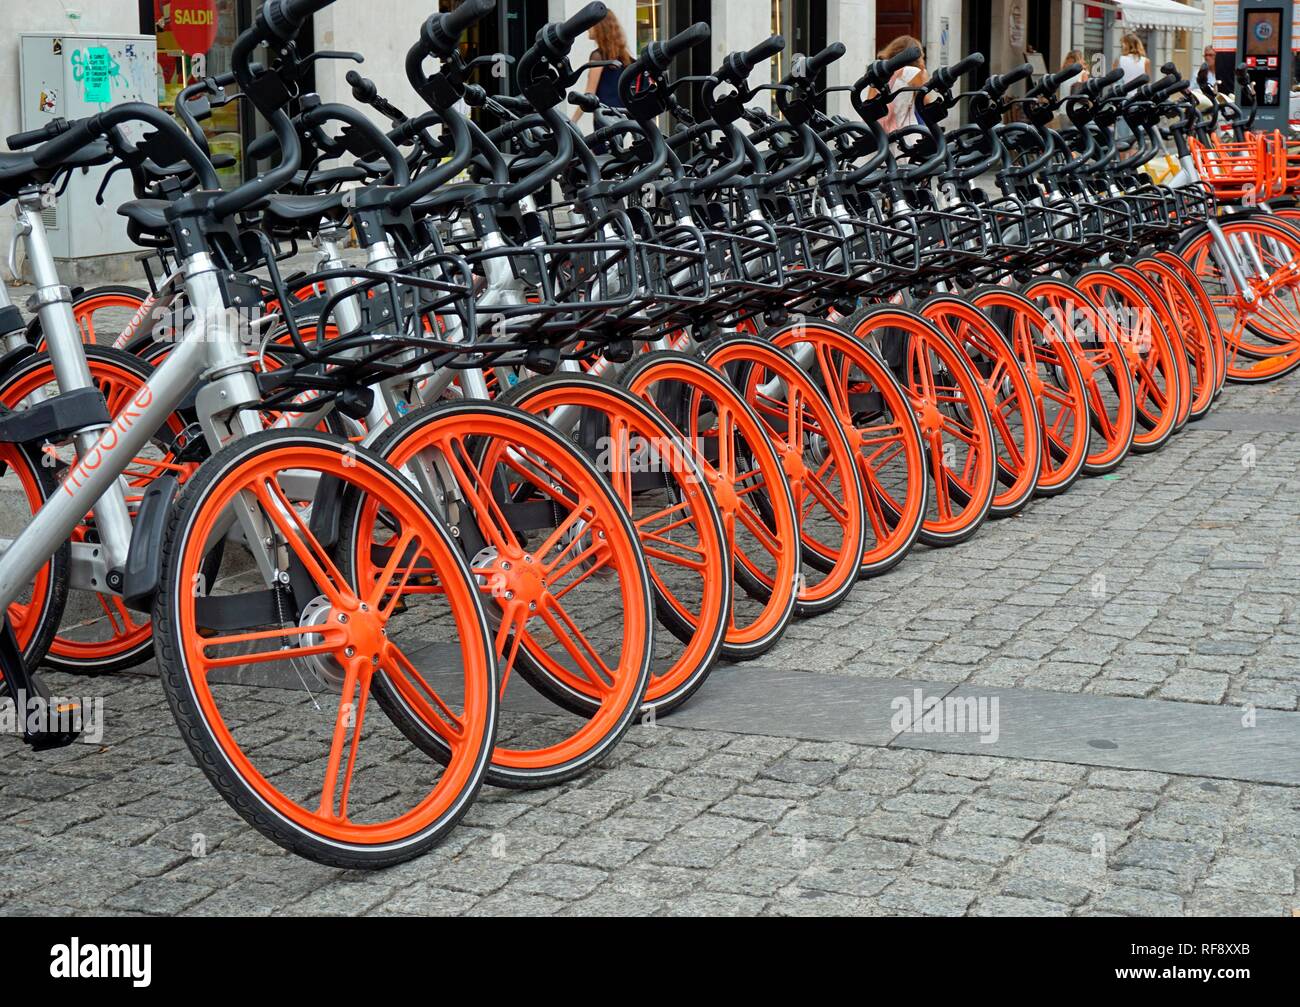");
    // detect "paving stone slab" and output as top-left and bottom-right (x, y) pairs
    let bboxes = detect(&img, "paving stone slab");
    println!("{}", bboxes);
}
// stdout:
(891, 684), (1300, 786)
